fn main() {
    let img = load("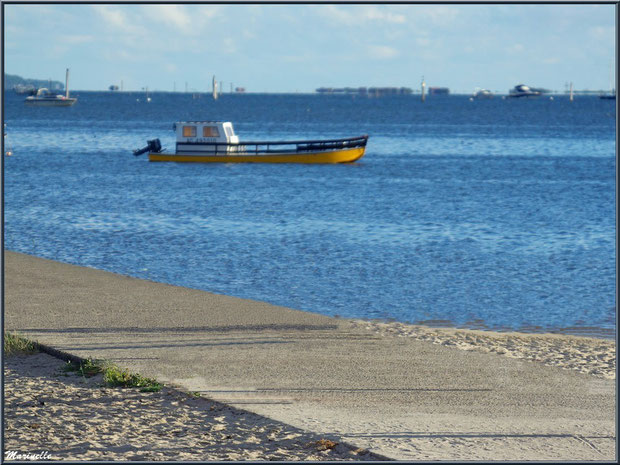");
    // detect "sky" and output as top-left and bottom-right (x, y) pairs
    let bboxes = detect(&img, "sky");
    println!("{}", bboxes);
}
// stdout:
(3, 3), (616, 94)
